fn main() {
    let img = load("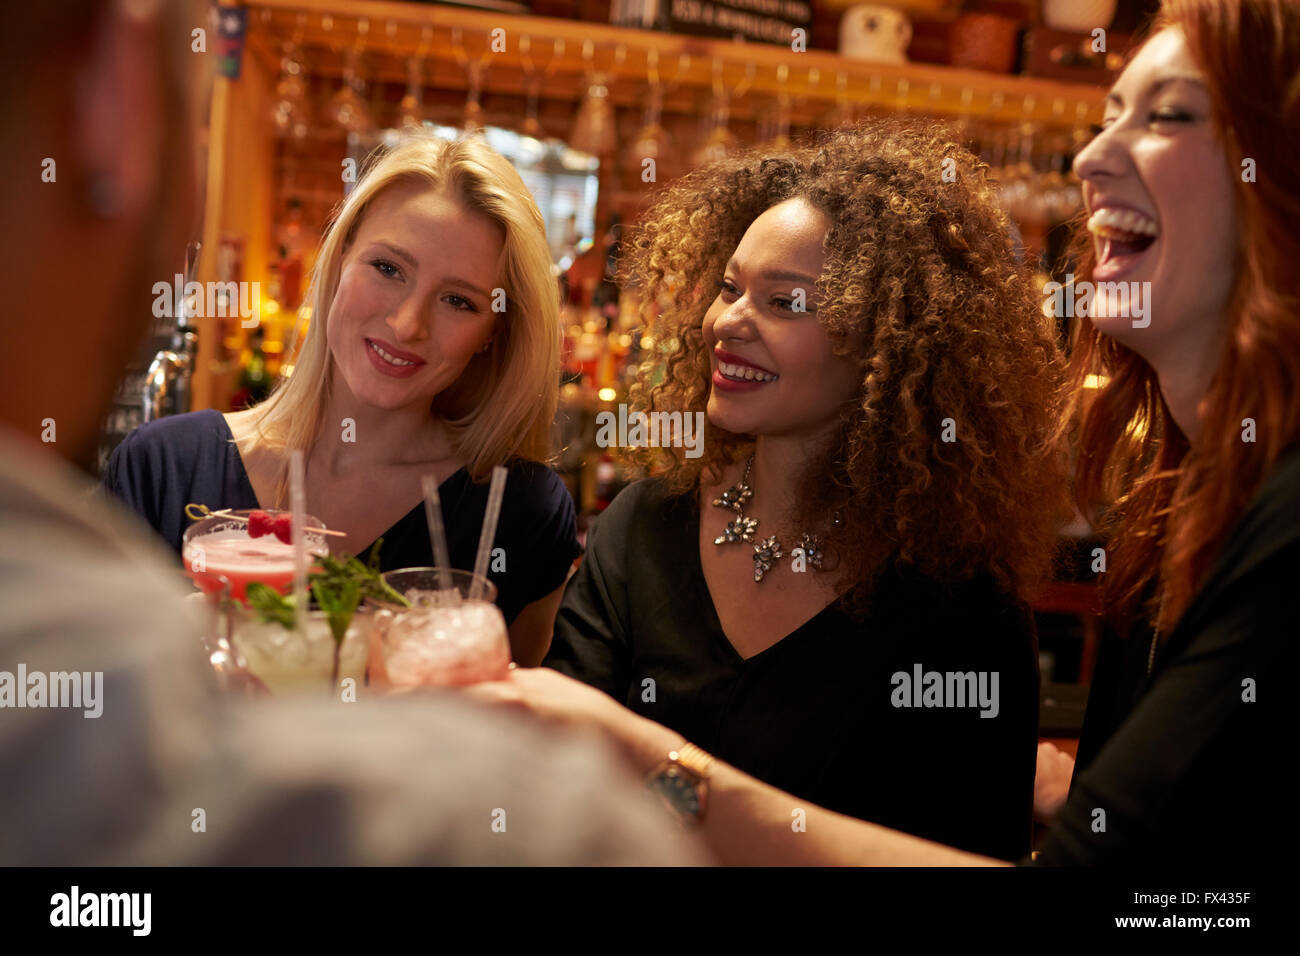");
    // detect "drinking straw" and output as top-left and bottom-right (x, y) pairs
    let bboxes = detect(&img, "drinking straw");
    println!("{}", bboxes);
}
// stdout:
(290, 449), (307, 633)
(470, 466), (508, 601)
(421, 474), (454, 593)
